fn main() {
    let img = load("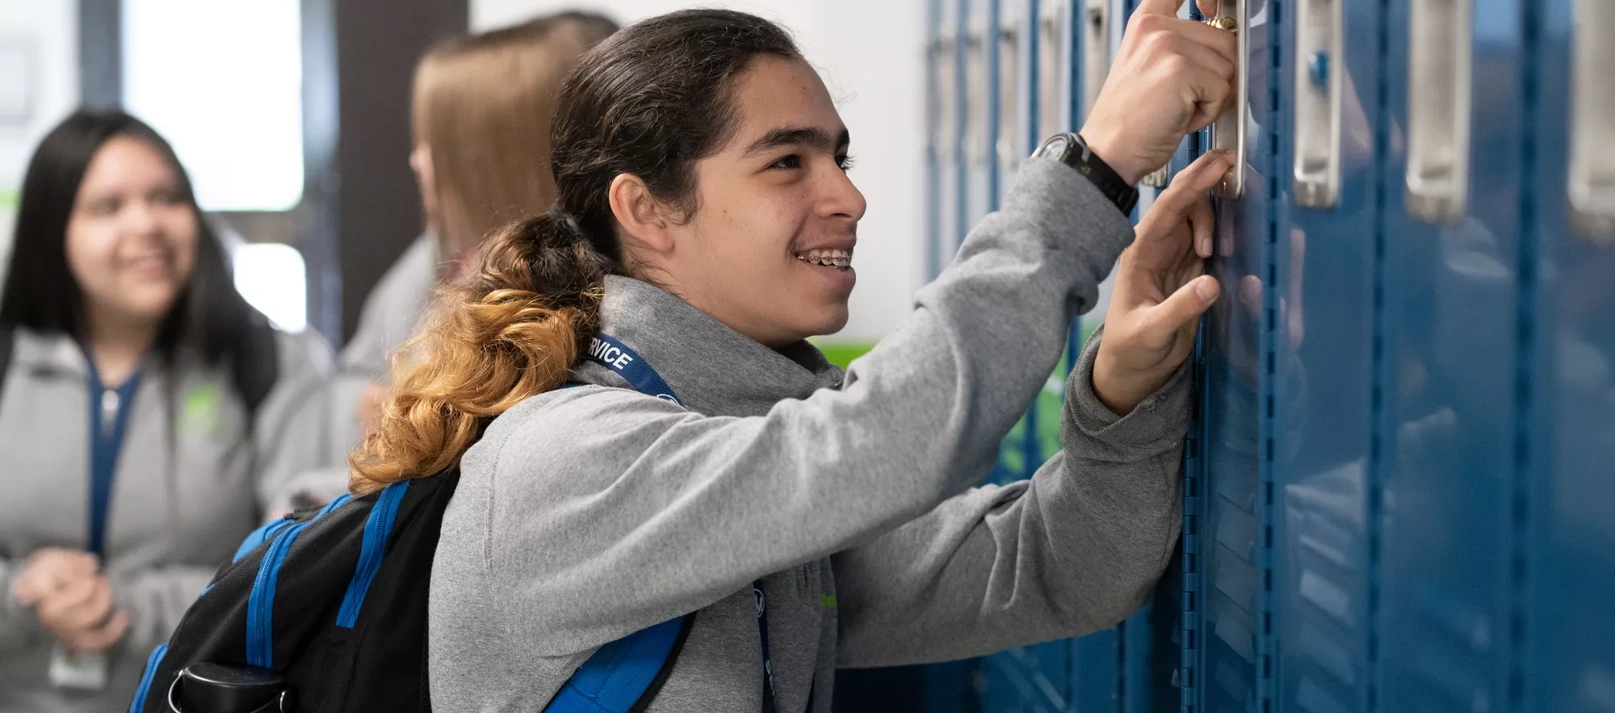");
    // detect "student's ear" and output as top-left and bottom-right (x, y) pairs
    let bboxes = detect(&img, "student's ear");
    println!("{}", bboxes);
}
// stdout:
(608, 173), (676, 256)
